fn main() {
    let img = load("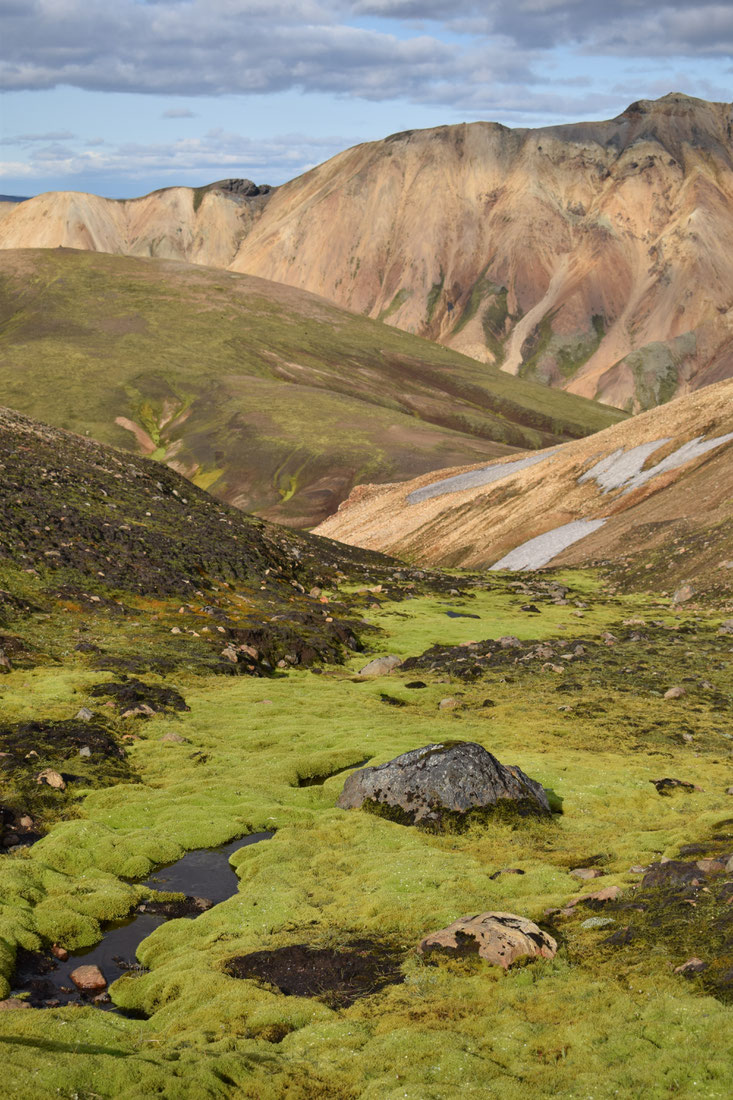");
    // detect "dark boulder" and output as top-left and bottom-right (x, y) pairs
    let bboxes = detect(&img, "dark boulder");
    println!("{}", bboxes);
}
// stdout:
(337, 741), (550, 827)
